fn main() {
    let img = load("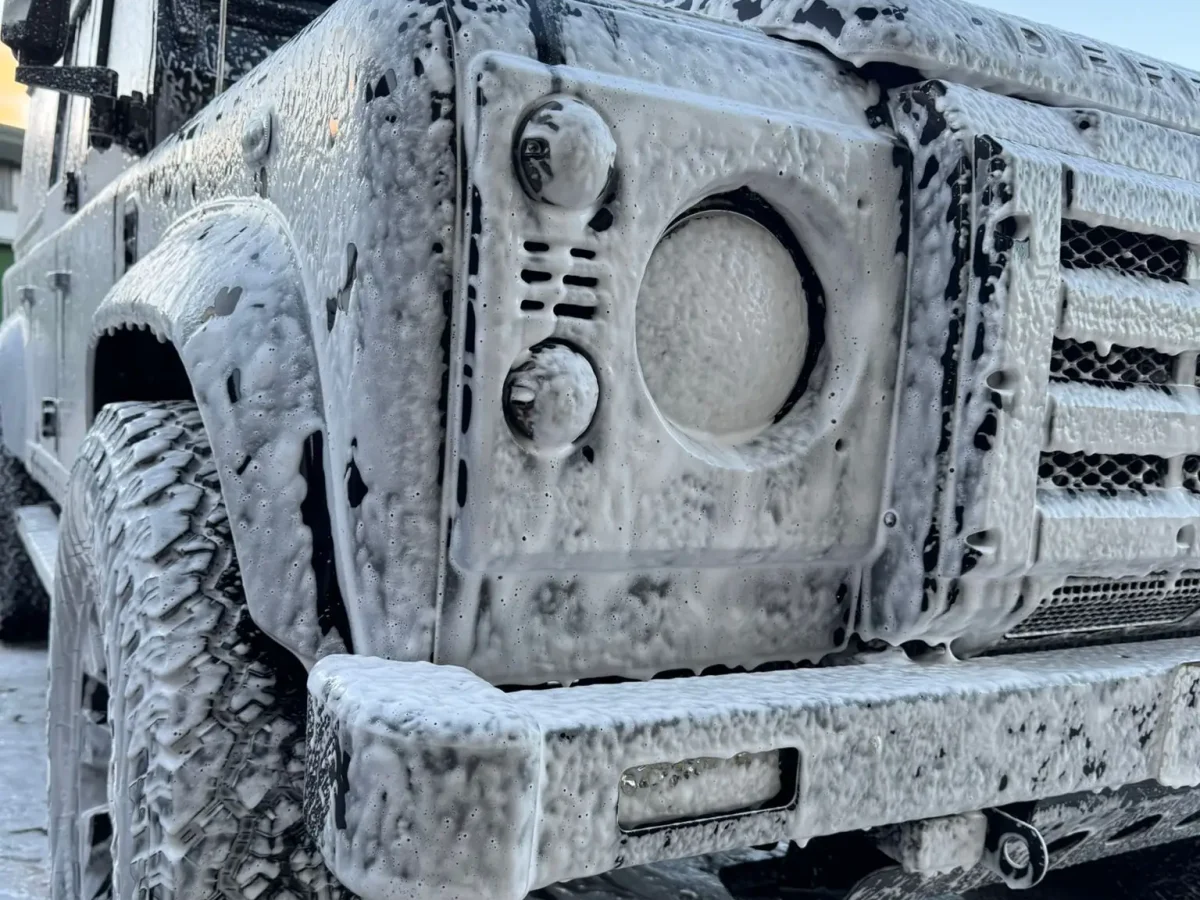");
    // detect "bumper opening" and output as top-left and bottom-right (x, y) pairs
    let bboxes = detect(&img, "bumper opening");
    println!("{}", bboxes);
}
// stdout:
(618, 747), (800, 831)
